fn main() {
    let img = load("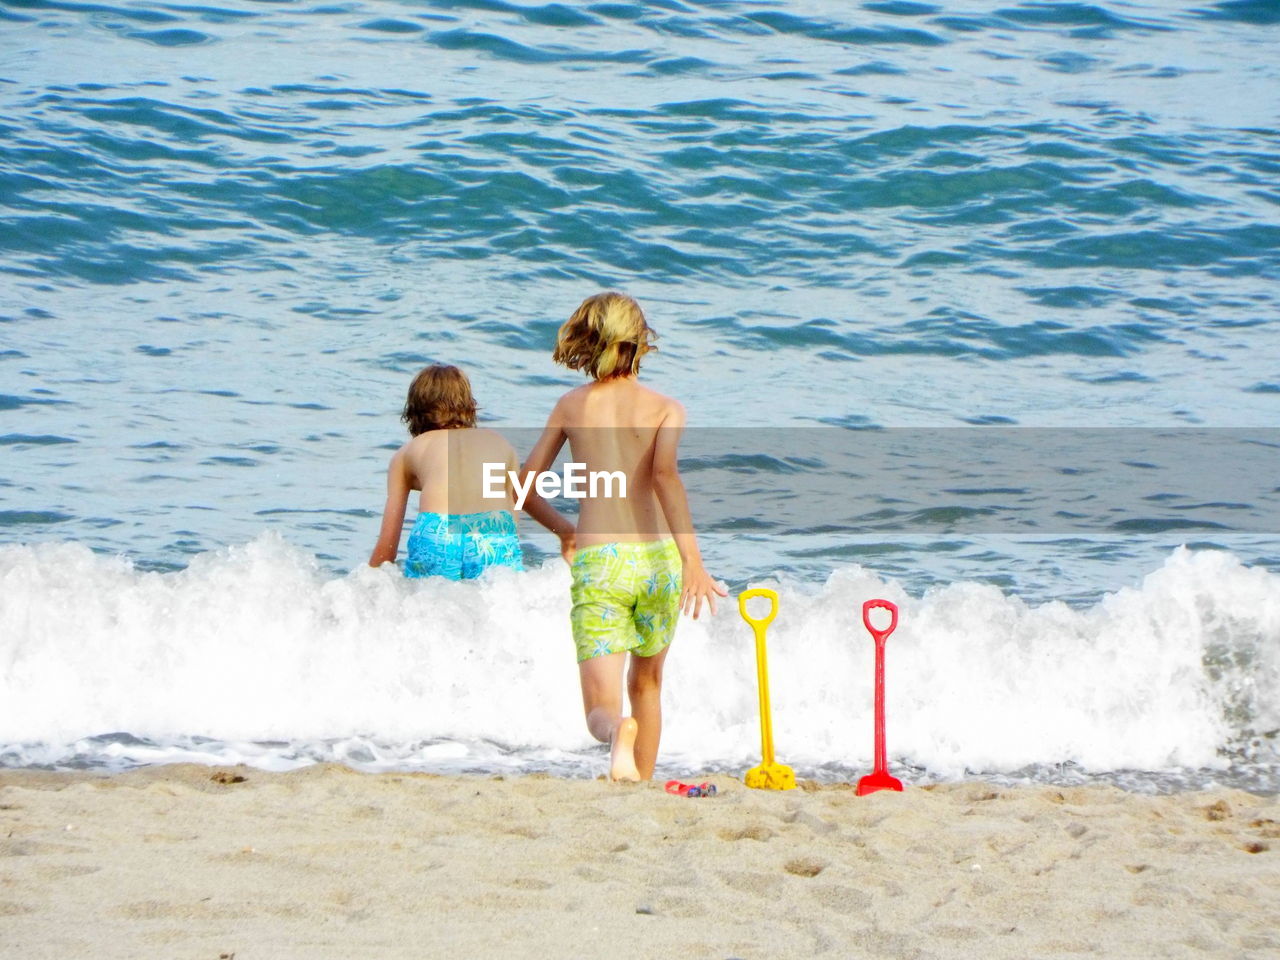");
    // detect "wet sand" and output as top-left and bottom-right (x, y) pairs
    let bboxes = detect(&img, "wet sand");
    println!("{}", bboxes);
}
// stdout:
(1, 765), (1277, 959)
